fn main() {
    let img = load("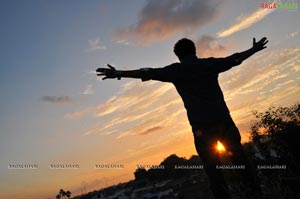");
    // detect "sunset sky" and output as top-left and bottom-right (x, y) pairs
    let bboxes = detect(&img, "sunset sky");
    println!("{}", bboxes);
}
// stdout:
(0, 0), (299, 198)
